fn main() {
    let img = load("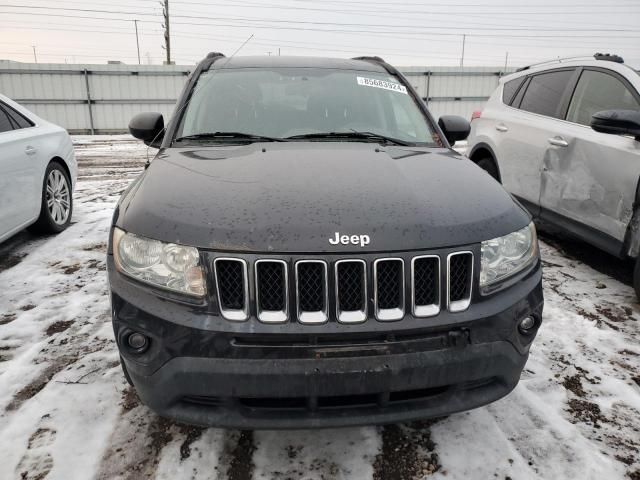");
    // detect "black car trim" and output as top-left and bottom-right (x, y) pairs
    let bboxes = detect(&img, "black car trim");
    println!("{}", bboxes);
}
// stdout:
(515, 197), (626, 259)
